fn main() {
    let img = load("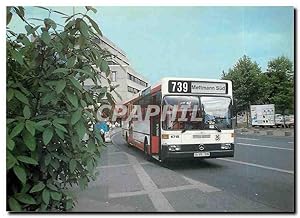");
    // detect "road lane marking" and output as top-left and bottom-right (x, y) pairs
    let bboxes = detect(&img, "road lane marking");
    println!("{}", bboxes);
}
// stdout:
(218, 158), (294, 174)
(125, 153), (175, 212)
(288, 142), (294, 144)
(109, 190), (148, 198)
(182, 176), (221, 192)
(237, 143), (294, 151)
(236, 137), (259, 141)
(96, 163), (131, 169)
